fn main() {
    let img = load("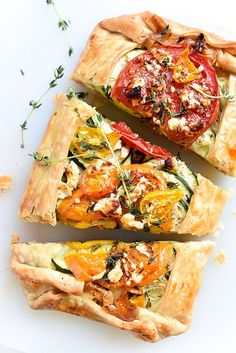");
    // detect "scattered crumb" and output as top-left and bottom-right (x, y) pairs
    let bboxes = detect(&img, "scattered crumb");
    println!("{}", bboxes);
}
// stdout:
(214, 250), (226, 266)
(0, 176), (13, 191)
(211, 222), (224, 238)
(233, 210), (236, 216)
